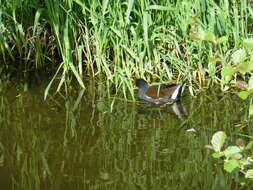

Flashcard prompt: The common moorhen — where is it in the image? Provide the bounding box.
[135,79,185,104]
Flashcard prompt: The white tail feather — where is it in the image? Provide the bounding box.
[171,84,185,100]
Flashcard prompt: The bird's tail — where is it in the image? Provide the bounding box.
[170,84,186,101]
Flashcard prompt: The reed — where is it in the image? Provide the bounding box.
[0,0,252,98]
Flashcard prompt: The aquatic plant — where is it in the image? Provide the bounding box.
[210,131,253,186]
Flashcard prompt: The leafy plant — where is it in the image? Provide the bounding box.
[210,131,253,184]
[191,27,253,115]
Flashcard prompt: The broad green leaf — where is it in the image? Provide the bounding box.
[243,38,253,51]
[237,62,253,73]
[223,146,241,158]
[241,158,252,167]
[245,169,253,179]
[212,152,224,158]
[231,153,242,160]
[216,36,228,44]
[231,48,246,64]
[221,65,236,81]
[237,91,251,100]
[224,160,240,173]
[249,76,253,89]
[211,131,227,152]
[191,29,205,41]
[245,141,253,150]
[204,31,215,42]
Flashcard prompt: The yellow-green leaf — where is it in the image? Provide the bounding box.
[221,65,236,81]
[237,62,253,73]
[211,131,227,152]
[243,38,253,51]
[216,36,228,44]
[231,48,246,64]
[237,91,251,100]
[224,160,240,173]
[223,146,241,158]
[245,169,253,179]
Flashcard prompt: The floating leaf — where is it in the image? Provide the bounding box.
[237,91,251,100]
[223,146,241,158]
[231,48,246,64]
[224,160,240,173]
[211,131,227,152]
[243,38,253,51]
[216,36,228,44]
[245,169,253,179]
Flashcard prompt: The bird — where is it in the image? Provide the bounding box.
[135,79,185,104]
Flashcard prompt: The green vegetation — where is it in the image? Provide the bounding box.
[1,1,253,188]
[0,0,252,98]
[210,131,253,186]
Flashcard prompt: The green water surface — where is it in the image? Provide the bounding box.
[0,78,251,190]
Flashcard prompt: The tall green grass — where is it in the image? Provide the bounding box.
[0,0,252,98]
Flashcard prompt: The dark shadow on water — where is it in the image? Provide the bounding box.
[0,77,252,190]
[137,101,187,120]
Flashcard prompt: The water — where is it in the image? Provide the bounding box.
[0,77,251,190]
